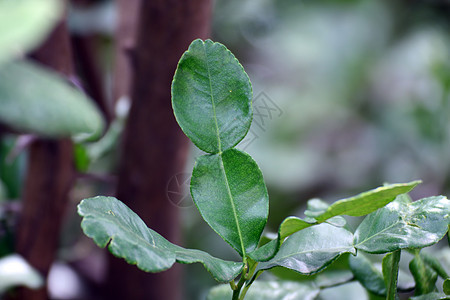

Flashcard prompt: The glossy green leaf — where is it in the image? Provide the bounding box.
[248,216,314,262]
[315,181,420,222]
[250,182,419,262]
[0,60,104,141]
[409,253,437,295]
[420,252,449,279]
[410,292,449,300]
[354,195,450,253]
[444,278,450,295]
[191,148,268,256]
[171,39,252,154]
[349,252,386,296]
[0,0,62,65]
[207,281,320,300]
[256,224,355,275]
[382,250,401,300]
[78,196,243,282]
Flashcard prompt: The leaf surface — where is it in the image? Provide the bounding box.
[171,39,252,154]
[354,196,450,253]
[0,0,62,65]
[78,196,242,282]
[207,281,320,300]
[349,253,386,296]
[257,224,355,275]
[410,292,449,300]
[409,253,437,295]
[0,61,104,140]
[315,181,420,222]
[191,149,268,256]
[249,182,419,262]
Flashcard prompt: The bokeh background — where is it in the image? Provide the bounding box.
[0,0,449,299]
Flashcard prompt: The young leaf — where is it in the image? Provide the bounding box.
[191,148,268,256]
[354,195,450,253]
[78,196,243,282]
[349,253,386,296]
[382,250,401,300]
[171,39,252,154]
[0,60,104,141]
[207,281,320,300]
[256,223,355,275]
[409,253,438,295]
[315,181,420,222]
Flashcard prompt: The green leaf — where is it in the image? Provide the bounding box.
[78,196,243,282]
[250,182,419,262]
[0,0,62,65]
[171,39,252,154]
[382,250,401,300]
[349,252,386,296]
[191,148,268,256]
[354,195,450,253]
[409,253,438,295]
[410,292,449,300]
[74,144,90,172]
[420,252,449,279]
[207,281,320,300]
[0,60,104,141]
[444,278,450,295]
[248,216,314,262]
[315,181,420,222]
[256,224,355,275]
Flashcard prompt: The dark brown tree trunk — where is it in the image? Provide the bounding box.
[112,0,141,105]
[13,17,75,300]
[108,1,212,299]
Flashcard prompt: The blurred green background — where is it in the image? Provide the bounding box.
[0,0,449,299]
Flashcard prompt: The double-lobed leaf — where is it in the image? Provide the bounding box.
[171,39,252,154]
[191,148,268,257]
[249,181,420,262]
[354,195,450,253]
[0,60,104,141]
[256,223,355,275]
[78,196,243,282]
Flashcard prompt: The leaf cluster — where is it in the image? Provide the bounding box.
[78,39,450,299]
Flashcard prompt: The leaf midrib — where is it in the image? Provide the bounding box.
[354,217,403,248]
[202,42,222,153]
[218,154,246,256]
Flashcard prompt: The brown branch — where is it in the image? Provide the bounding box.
[12,15,76,300]
[107,0,212,299]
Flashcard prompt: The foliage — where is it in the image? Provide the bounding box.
[78,39,450,299]
[0,0,104,141]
